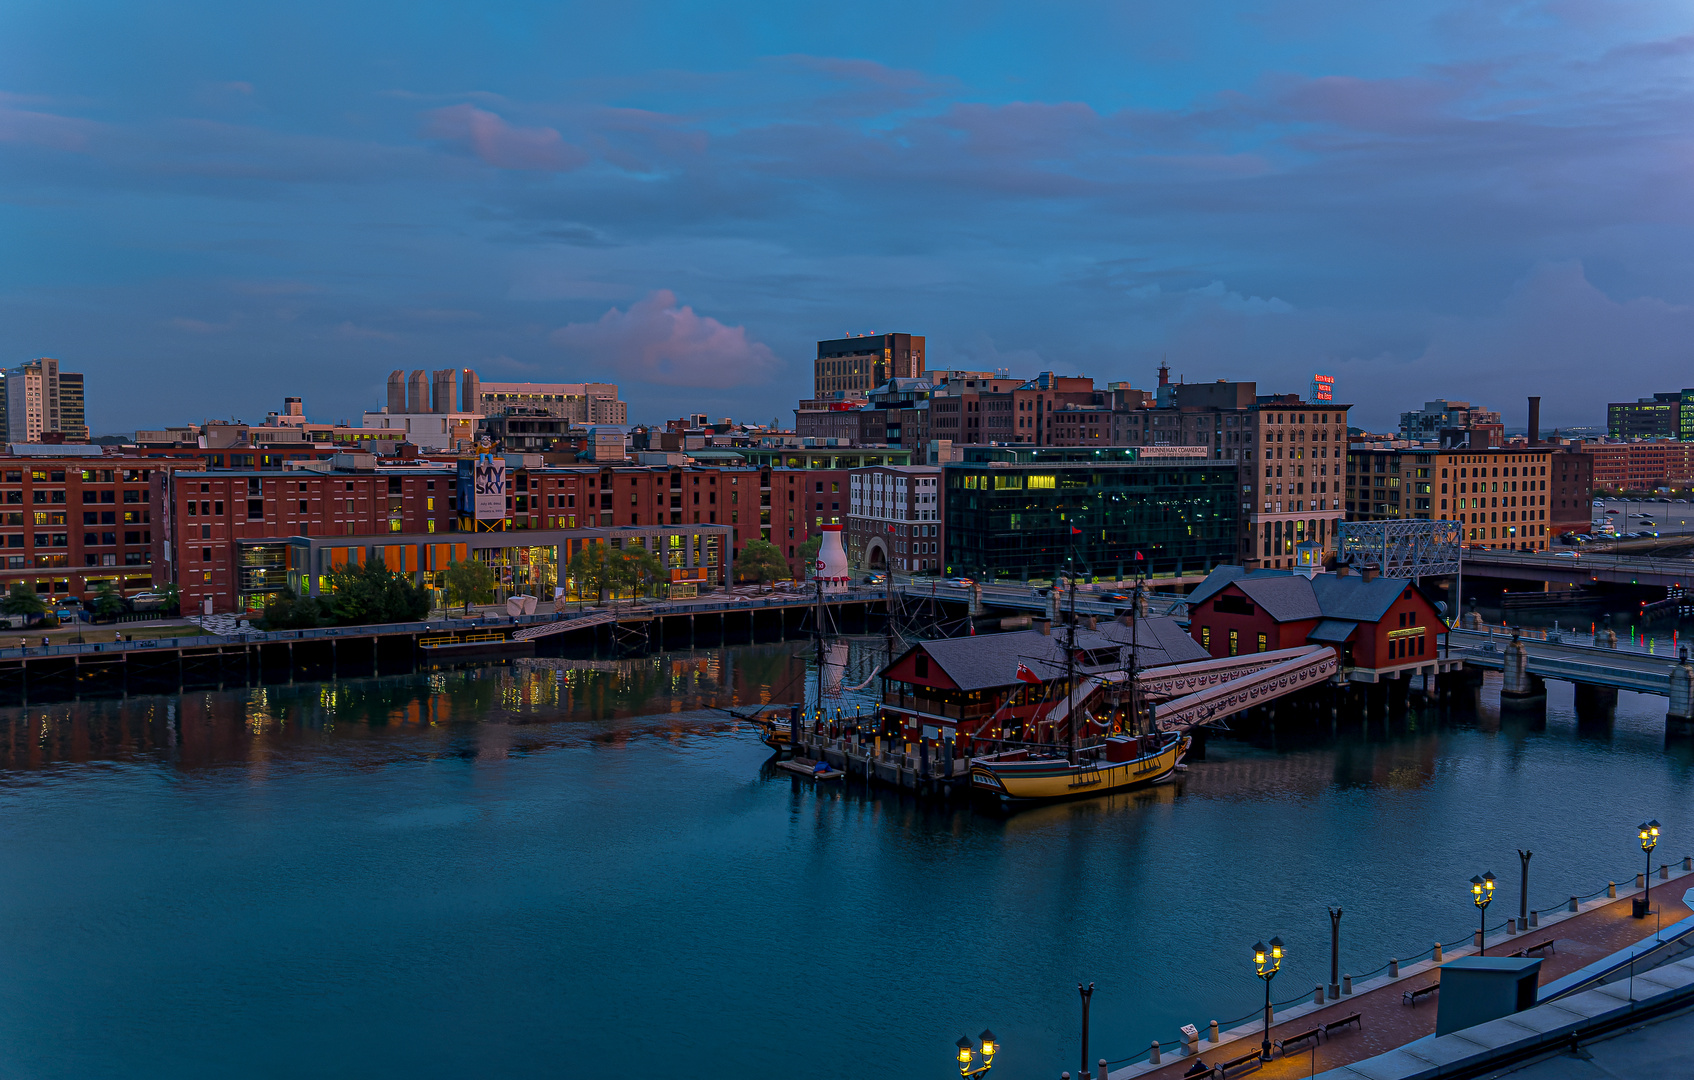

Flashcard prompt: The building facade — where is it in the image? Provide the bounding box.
[1344,444,1588,550]
[813,333,924,398]
[3,358,87,443]
[845,466,943,574]
[942,447,1239,581]
[1577,440,1694,492]
[0,448,170,603]
[1398,400,1502,442]
[1607,391,1694,441]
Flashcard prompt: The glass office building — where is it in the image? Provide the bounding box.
[944,447,1239,581]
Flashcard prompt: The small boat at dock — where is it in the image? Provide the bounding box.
[776,756,844,781]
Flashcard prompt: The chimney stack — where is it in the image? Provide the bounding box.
[1361,562,1379,583]
[1527,396,1541,447]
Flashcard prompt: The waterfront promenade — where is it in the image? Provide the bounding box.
[1106,864,1694,1080]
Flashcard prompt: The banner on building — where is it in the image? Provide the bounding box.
[1310,373,1336,403]
[473,455,506,519]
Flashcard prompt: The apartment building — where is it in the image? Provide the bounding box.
[813,333,924,397]
[0,447,171,603]
[1344,444,1589,550]
[845,466,944,574]
[2,358,88,443]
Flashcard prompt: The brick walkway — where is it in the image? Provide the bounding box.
[1110,867,1693,1080]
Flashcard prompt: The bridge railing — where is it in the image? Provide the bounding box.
[1450,621,1683,660]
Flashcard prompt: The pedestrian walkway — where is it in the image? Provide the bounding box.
[1109,865,1694,1080]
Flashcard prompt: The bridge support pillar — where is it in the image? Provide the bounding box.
[1500,634,1544,700]
[1573,682,1618,721]
[1594,627,1618,649]
[1667,657,1694,737]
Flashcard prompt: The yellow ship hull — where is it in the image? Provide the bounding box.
[969,737,1189,803]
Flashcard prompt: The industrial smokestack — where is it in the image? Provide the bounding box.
[407,370,428,414]
[1527,396,1541,447]
[461,368,481,414]
[386,371,405,414]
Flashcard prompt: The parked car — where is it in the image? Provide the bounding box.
[1553,551,1580,558]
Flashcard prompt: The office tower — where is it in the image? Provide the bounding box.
[814,333,924,398]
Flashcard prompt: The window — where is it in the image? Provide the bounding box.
[1257,633,1268,653]
[1228,629,1239,656]
[1201,626,1211,650]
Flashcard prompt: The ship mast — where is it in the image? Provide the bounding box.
[1066,574,1078,765]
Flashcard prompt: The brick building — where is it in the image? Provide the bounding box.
[1577,440,1694,492]
[1186,564,1450,682]
[1344,444,1590,550]
[159,455,853,611]
[0,447,176,603]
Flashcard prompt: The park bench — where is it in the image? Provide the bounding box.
[1514,939,1557,957]
[1402,983,1439,1006]
[1323,1013,1362,1037]
[1217,1051,1262,1077]
[1273,1027,1321,1056]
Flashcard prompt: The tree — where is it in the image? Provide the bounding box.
[92,581,126,619]
[798,534,822,569]
[1,583,46,621]
[322,559,432,626]
[158,582,181,614]
[260,591,326,630]
[735,537,790,584]
[565,544,611,606]
[568,544,665,605]
[443,558,496,614]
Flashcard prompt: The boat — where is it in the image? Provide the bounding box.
[776,756,844,781]
[969,729,1189,801]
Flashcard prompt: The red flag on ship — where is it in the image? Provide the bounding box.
[1016,663,1042,684]
[1135,551,1144,561]
[1071,526,1082,535]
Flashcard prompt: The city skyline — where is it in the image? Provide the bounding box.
[5,1,1693,433]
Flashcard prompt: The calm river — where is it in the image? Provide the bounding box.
[0,640,1690,1080]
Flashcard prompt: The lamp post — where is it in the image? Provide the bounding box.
[1078,983,1094,1080]
[1327,908,1342,1000]
[1471,872,1496,954]
[1635,820,1660,919]
[954,1029,997,1078]
[1517,850,1532,927]
[1253,937,1284,1062]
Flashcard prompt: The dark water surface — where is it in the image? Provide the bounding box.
[1,641,1691,1080]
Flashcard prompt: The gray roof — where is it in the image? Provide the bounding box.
[903,615,1204,691]
[1189,566,1427,626]
[1307,618,1359,644]
[1308,574,1420,623]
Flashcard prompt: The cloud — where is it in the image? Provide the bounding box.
[425,104,589,171]
[0,103,97,152]
[550,291,780,388]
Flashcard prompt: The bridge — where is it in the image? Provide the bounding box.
[1459,549,1694,588]
[1444,625,1694,731]
[891,580,1189,620]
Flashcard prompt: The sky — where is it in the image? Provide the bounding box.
[2,0,1692,435]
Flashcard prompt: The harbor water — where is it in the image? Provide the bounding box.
[0,639,1691,1080]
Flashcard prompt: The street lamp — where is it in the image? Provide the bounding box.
[1635,820,1660,919]
[955,1029,996,1078]
[1253,936,1284,1061]
[1471,872,1496,954]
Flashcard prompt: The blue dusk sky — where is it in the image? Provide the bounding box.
[2,0,1692,434]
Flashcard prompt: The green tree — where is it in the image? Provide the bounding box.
[443,558,496,614]
[1,583,46,621]
[158,582,181,614]
[609,545,664,600]
[565,544,611,605]
[322,559,432,626]
[260,591,327,630]
[798,534,822,568]
[735,538,790,584]
[92,581,126,619]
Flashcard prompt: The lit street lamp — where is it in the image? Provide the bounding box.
[955,1029,997,1078]
[1471,872,1496,954]
[1635,820,1660,919]
[1253,937,1284,1061]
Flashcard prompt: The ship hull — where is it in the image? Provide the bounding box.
[968,738,1188,803]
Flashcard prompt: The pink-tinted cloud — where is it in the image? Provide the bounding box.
[425,104,589,171]
[0,104,97,152]
[550,291,779,388]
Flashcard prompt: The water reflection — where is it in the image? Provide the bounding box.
[0,640,1691,1080]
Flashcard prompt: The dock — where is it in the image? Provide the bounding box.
[1102,861,1694,1080]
